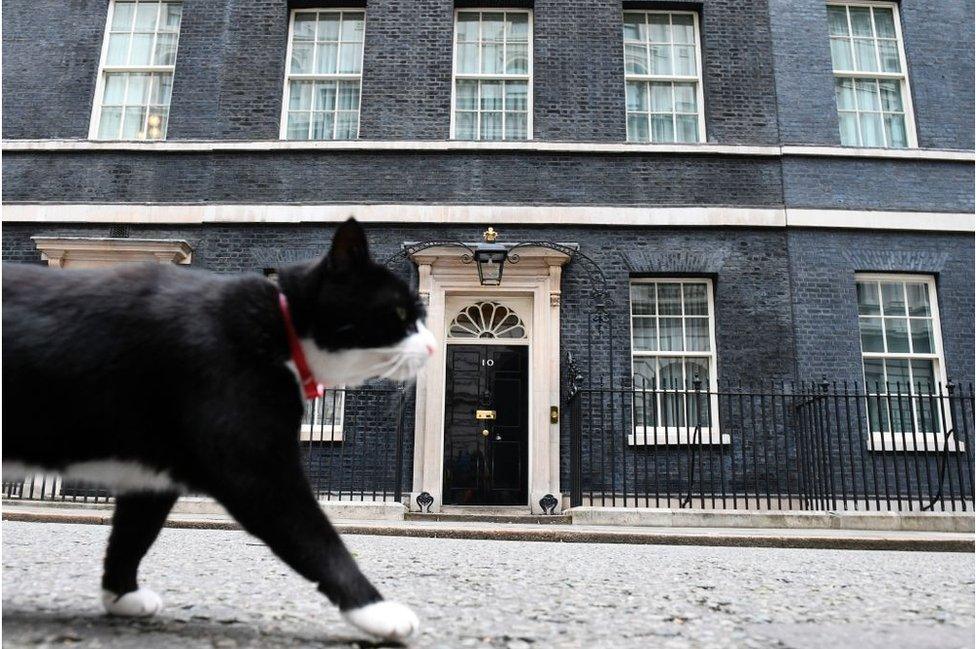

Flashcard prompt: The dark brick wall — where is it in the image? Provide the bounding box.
[1,151,785,206]
[1,0,107,139]
[787,229,975,384]
[782,157,974,213]
[899,1,976,150]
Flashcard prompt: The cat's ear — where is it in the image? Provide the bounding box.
[328,217,371,271]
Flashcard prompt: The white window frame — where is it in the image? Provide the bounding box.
[89,0,183,140]
[622,10,706,144]
[279,8,366,141]
[629,278,726,445]
[299,388,346,442]
[827,1,918,148]
[449,8,534,141]
[855,273,961,452]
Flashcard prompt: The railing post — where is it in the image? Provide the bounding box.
[569,392,582,507]
[393,387,406,503]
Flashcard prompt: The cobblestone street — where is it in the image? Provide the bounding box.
[2,521,973,649]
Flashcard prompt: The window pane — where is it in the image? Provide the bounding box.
[335,111,358,139]
[659,317,683,351]
[291,42,313,73]
[456,12,479,42]
[649,83,672,111]
[479,12,502,40]
[855,79,880,110]
[341,13,364,41]
[658,358,683,390]
[648,13,669,42]
[134,2,159,31]
[314,81,337,111]
[849,7,873,36]
[150,73,173,105]
[859,317,884,352]
[457,43,479,74]
[480,81,502,110]
[886,358,910,392]
[873,8,897,38]
[672,14,694,44]
[835,78,856,110]
[504,112,527,140]
[627,115,649,142]
[310,112,333,139]
[878,80,903,111]
[125,73,150,104]
[112,2,135,30]
[98,107,123,139]
[286,111,310,139]
[906,283,930,316]
[107,34,130,65]
[481,42,503,74]
[505,81,527,111]
[337,42,362,73]
[864,358,886,392]
[633,358,657,388]
[657,283,681,314]
[685,357,710,388]
[103,73,127,104]
[632,317,657,351]
[859,112,884,147]
[885,317,910,353]
[147,109,167,140]
[631,285,655,314]
[830,38,853,70]
[506,42,529,74]
[838,112,858,145]
[129,33,153,65]
[881,282,906,315]
[289,80,313,110]
[336,81,359,110]
[623,13,643,41]
[910,360,936,393]
[624,44,648,75]
[153,33,178,65]
[685,318,709,352]
[673,46,695,75]
[856,281,881,315]
[853,39,878,72]
[878,40,900,72]
[293,13,316,40]
[884,115,907,148]
[507,13,529,41]
[318,13,340,41]
[827,6,849,36]
[683,283,708,315]
[909,319,933,354]
[675,115,698,143]
[626,81,648,112]
[314,43,337,74]
[122,106,146,139]
[481,112,502,140]
[457,80,478,110]
[455,111,477,139]
[649,45,671,75]
[673,83,696,112]
[650,115,674,142]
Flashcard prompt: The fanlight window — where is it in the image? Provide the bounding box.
[449,301,526,339]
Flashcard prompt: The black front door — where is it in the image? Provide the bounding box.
[443,344,529,506]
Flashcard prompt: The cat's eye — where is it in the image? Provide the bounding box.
[396,307,408,322]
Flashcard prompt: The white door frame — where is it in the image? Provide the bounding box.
[408,246,572,513]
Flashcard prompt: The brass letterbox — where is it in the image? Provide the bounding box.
[475,409,496,420]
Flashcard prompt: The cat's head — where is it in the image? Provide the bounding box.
[282,218,436,386]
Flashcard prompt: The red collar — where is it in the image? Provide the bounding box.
[278,293,323,400]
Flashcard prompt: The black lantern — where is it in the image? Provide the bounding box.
[473,227,508,286]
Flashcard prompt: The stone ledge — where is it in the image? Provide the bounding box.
[568,507,975,533]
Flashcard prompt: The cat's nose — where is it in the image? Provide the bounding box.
[425,343,435,356]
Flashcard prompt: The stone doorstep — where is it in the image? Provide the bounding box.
[568,507,976,534]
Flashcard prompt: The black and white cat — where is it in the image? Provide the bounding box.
[2,218,436,642]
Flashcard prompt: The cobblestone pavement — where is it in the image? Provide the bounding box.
[2,522,973,649]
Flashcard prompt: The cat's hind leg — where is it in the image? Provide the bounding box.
[102,491,178,617]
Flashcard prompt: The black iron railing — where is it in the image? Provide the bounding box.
[569,379,975,512]
[2,386,410,504]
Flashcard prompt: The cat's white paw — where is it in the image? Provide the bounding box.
[102,588,163,617]
[342,600,419,642]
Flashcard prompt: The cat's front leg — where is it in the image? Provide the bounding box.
[102,491,178,617]
[208,464,419,643]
